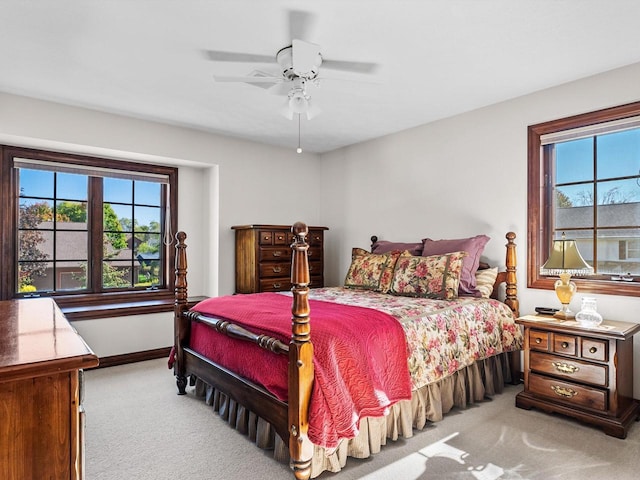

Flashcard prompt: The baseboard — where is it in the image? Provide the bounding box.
[94,346,172,369]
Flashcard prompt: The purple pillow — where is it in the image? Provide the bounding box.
[372,240,423,256]
[421,235,490,296]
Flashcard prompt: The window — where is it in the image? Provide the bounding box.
[1,146,178,313]
[528,101,640,297]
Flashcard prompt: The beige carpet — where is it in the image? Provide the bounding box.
[84,359,640,479]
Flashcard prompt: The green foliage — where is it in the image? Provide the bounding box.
[56,201,86,222]
[102,261,130,288]
[18,201,51,289]
[104,204,127,250]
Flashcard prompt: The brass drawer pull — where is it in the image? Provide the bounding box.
[272,251,282,257]
[272,267,282,273]
[551,385,578,398]
[552,362,579,374]
[561,341,569,349]
[272,283,281,289]
[590,346,597,354]
[535,338,542,344]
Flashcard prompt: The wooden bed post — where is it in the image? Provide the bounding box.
[288,222,314,480]
[504,232,519,318]
[504,231,521,384]
[174,231,189,395]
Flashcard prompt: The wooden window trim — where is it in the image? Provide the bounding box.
[1,145,179,313]
[528,101,640,297]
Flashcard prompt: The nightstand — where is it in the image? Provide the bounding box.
[515,314,640,438]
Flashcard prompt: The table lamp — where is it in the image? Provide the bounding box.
[540,233,594,319]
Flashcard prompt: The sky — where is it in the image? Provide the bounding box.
[19,169,162,229]
[555,128,640,206]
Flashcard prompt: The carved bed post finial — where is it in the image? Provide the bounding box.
[288,222,313,480]
[174,231,189,394]
[504,232,519,318]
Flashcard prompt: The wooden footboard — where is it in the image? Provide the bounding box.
[173,223,314,480]
[173,225,520,480]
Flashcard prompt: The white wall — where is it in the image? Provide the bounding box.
[0,93,322,357]
[320,61,640,396]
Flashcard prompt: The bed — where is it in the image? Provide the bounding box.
[171,222,522,479]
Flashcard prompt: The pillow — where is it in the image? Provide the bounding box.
[389,251,466,300]
[421,235,490,296]
[475,267,498,298]
[372,240,423,256]
[344,248,402,293]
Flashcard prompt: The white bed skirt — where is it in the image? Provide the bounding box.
[194,353,514,478]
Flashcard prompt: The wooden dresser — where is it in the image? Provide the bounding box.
[515,314,640,438]
[232,224,328,293]
[0,298,99,480]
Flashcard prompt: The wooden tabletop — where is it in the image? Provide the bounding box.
[0,298,99,383]
[517,313,640,341]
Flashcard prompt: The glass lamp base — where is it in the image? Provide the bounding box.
[554,305,575,319]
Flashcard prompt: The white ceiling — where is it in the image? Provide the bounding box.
[2,1,640,154]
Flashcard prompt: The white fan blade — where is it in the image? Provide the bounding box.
[213,75,282,83]
[292,39,321,75]
[204,50,274,64]
[321,58,379,74]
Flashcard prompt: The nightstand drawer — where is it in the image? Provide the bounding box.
[582,338,608,362]
[530,351,608,387]
[529,373,607,412]
[553,333,577,356]
[529,330,550,351]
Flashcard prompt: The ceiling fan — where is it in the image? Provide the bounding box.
[204,10,379,120]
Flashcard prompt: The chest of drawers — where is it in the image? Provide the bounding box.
[0,298,99,479]
[232,224,328,293]
[515,314,640,438]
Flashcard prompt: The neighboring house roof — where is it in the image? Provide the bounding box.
[35,221,135,262]
[556,202,640,239]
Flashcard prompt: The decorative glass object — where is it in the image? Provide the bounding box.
[575,297,603,327]
[540,233,594,319]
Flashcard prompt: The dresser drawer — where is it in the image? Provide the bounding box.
[529,373,607,412]
[259,246,291,262]
[259,262,291,278]
[308,231,324,245]
[307,261,322,276]
[259,278,292,292]
[306,247,322,260]
[530,351,608,387]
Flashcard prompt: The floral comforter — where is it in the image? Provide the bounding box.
[307,287,523,390]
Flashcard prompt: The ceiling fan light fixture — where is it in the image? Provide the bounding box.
[288,90,309,114]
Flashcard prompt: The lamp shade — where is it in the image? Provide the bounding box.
[540,235,594,276]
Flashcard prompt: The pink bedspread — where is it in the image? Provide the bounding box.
[190,292,412,449]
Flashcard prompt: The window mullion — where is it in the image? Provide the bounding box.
[89,177,104,292]
[592,137,598,271]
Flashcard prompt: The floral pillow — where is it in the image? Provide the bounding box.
[389,251,466,300]
[344,248,402,293]
[421,235,490,296]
